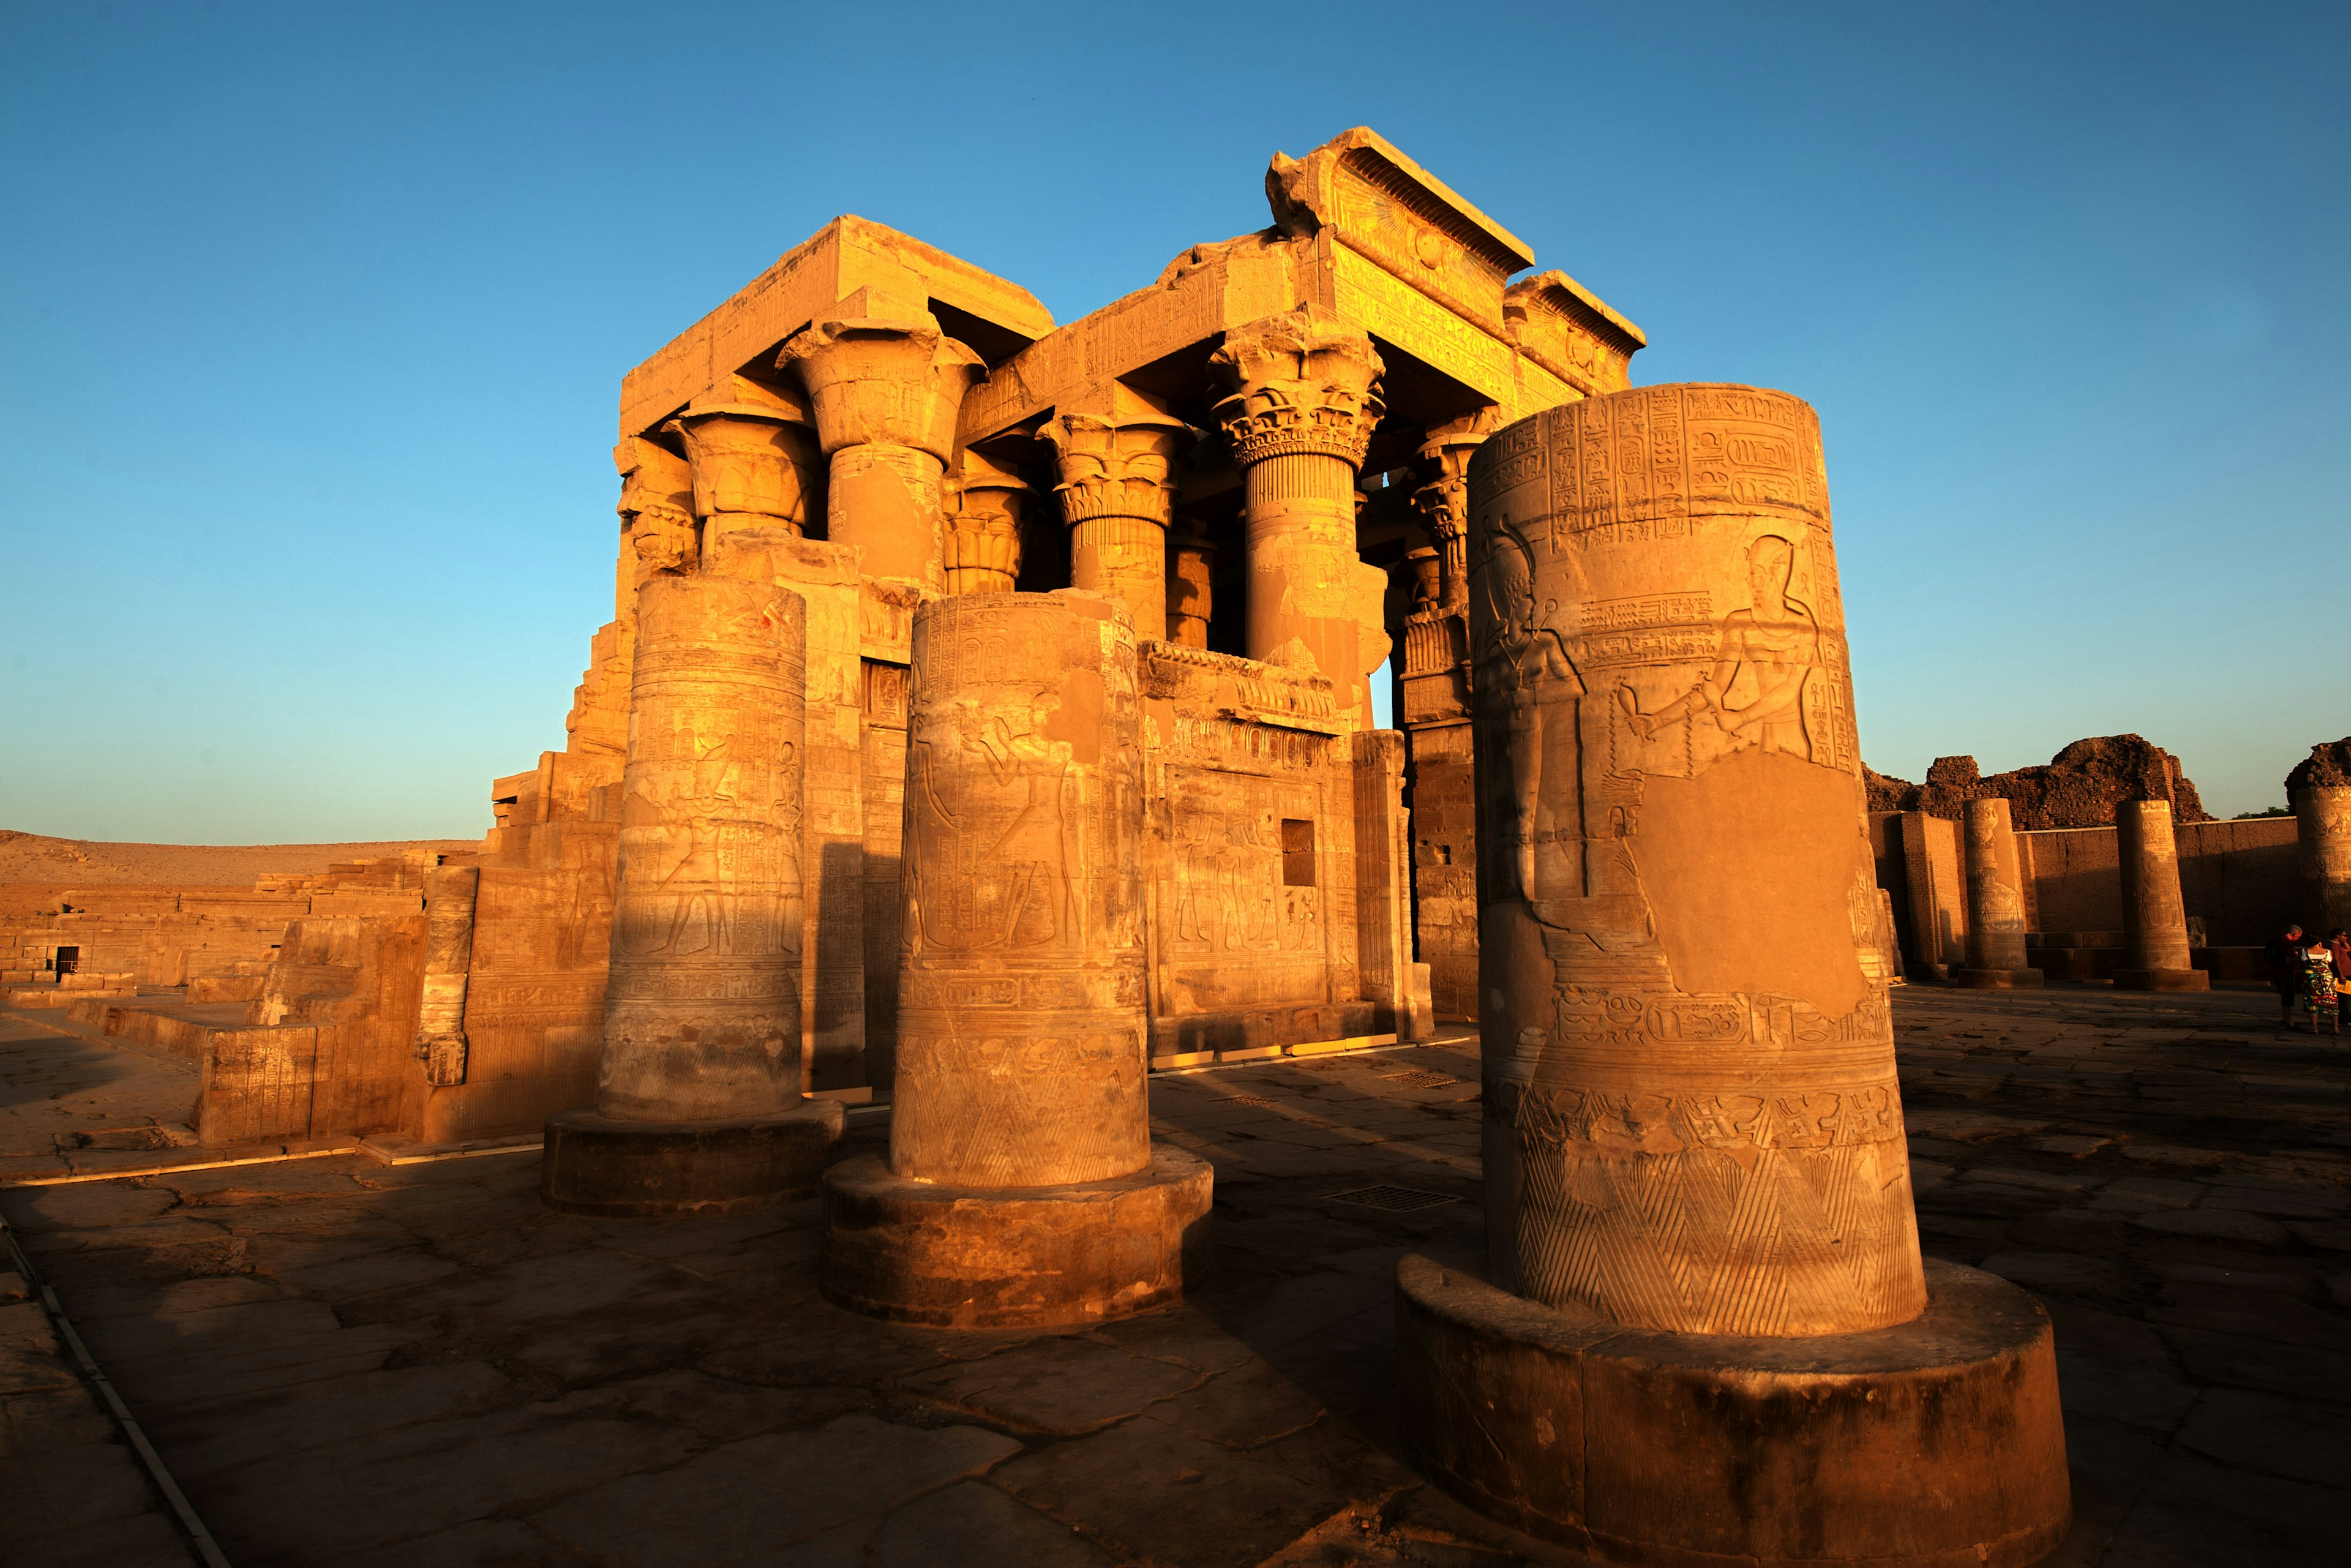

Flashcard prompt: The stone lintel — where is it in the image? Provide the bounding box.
[1139,642,1344,736]
[620,215,1051,445]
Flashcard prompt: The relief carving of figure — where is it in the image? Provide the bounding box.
[1474,522,1580,899]
[626,731,790,959]
[1619,533,1820,764]
[907,693,1078,954]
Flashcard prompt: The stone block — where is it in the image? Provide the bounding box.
[541,1101,845,1218]
[1395,1251,2070,1567]
[820,1148,1212,1330]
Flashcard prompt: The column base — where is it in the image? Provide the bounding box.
[2113,967,2211,992]
[541,1101,845,1217]
[821,1146,1213,1329]
[1956,967,2044,988]
[1395,1250,2071,1568]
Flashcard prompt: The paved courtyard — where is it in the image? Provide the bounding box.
[2,984,2345,1566]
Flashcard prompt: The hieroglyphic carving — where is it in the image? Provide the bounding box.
[598,574,806,1122]
[891,591,1149,1187]
[1466,383,1922,1340]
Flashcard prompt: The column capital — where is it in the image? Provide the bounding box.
[1041,410,1193,527]
[942,449,1029,595]
[778,312,986,464]
[664,377,820,536]
[1209,306,1385,469]
[615,435,697,576]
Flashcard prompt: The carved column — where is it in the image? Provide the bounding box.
[667,379,820,558]
[542,572,842,1215]
[942,449,1028,596]
[822,590,1212,1328]
[1412,411,1494,613]
[2115,798,2208,991]
[1043,410,1191,640]
[1397,384,2067,1568]
[781,312,984,592]
[1167,523,1217,648]
[1210,307,1387,728]
[412,865,478,1089]
[1959,798,2042,987]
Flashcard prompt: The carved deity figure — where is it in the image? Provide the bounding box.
[1474,525,1580,899]
[1620,533,1818,762]
[908,694,1076,953]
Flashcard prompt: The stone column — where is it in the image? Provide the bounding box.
[1210,307,1388,729]
[1395,384,2068,1567]
[542,572,842,1215]
[1043,410,1191,640]
[942,448,1029,596]
[1411,410,1494,614]
[2115,798,2209,991]
[1166,524,1216,648]
[1958,798,2043,988]
[780,310,984,592]
[667,380,820,557]
[411,865,478,1089]
[2289,739,2351,934]
[822,590,1211,1328]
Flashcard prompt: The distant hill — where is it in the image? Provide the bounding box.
[0,830,480,888]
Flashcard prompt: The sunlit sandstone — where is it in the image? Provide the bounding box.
[1393,386,2070,1567]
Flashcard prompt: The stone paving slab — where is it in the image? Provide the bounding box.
[0,990,2342,1564]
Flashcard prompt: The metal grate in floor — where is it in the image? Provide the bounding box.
[1223,1095,1277,1108]
[1379,1070,1460,1089]
[1328,1184,1458,1214]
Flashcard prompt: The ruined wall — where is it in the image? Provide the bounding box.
[2019,817,2300,948]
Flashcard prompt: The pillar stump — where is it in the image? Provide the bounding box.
[543,573,841,1216]
[1958,797,2044,988]
[2289,741,2351,935]
[1395,386,2069,1567]
[2115,798,2208,991]
[821,591,1210,1327]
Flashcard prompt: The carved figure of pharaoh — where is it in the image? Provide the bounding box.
[1466,383,1921,1338]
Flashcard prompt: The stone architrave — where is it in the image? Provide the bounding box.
[2115,798,2210,991]
[1210,307,1390,729]
[1043,407,1192,640]
[1166,524,1216,648]
[823,590,1212,1328]
[1959,798,2044,988]
[942,449,1029,596]
[412,865,478,1089]
[779,306,985,592]
[542,572,841,1215]
[1393,385,2069,1568]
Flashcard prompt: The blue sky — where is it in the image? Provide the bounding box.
[2,1,2344,841]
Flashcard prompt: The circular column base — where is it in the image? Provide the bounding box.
[821,1146,1213,1329]
[1395,1251,2071,1568]
[1957,966,2044,989]
[2113,967,2211,992]
[541,1101,846,1217]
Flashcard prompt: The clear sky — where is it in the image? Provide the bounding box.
[2,1,2344,842]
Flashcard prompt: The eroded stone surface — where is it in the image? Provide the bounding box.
[3,990,2349,1564]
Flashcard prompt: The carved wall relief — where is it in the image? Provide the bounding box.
[1466,383,1923,1338]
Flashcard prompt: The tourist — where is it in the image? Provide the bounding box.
[2299,936,2339,1035]
[2265,924,2305,1026]
[2331,928,2351,1028]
